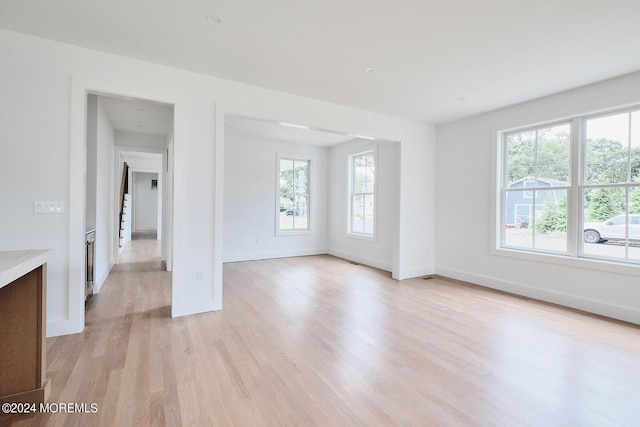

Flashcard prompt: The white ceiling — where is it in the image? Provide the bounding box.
[2,1,640,125]
[98,95,173,136]
[225,114,358,146]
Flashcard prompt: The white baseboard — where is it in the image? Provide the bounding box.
[395,265,435,280]
[94,264,111,294]
[436,266,640,325]
[47,318,82,337]
[327,248,392,272]
[223,248,327,263]
[171,298,221,318]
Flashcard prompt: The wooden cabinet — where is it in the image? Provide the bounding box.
[0,250,52,413]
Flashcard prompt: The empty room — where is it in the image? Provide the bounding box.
[1,1,639,426]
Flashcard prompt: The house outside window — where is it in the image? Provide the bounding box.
[498,106,640,265]
[349,150,376,237]
[277,156,310,233]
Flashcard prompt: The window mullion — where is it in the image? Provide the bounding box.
[568,117,581,257]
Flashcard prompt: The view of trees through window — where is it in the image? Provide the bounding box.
[502,108,640,262]
[279,158,309,231]
[504,124,570,251]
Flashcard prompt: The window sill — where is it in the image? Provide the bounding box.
[491,246,640,277]
[276,229,313,237]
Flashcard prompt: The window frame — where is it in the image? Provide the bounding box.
[347,149,377,240]
[493,105,640,275]
[275,153,312,236]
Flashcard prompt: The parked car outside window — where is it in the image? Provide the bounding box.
[583,214,640,243]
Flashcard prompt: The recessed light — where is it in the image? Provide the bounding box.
[348,133,376,141]
[363,67,376,73]
[279,122,310,130]
[206,15,222,25]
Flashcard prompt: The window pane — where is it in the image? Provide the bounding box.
[585,113,630,184]
[294,160,308,193]
[504,191,534,248]
[533,189,567,252]
[364,154,375,193]
[353,155,367,193]
[278,158,310,231]
[280,159,294,202]
[364,194,375,235]
[506,125,569,187]
[352,194,365,233]
[582,188,627,260]
[506,131,535,186]
[536,124,570,183]
[292,194,309,230]
[630,187,640,261]
[632,111,640,183]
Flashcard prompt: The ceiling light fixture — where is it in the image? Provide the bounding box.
[363,67,376,73]
[349,133,376,141]
[279,121,310,130]
[206,15,223,25]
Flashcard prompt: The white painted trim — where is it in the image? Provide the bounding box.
[328,248,392,273]
[436,266,640,325]
[395,266,435,280]
[224,248,328,263]
[171,297,219,318]
[69,76,183,335]
[490,246,640,276]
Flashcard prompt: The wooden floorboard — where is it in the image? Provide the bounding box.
[6,241,640,426]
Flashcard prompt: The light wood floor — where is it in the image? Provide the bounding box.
[9,240,640,426]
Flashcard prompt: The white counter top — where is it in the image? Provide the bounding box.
[0,249,53,290]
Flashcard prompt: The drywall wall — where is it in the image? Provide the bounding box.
[0,28,435,336]
[223,133,328,261]
[115,131,167,150]
[436,71,640,325]
[86,95,98,231]
[328,139,399,271]
[133,172,159,232]
[94,98,115,292]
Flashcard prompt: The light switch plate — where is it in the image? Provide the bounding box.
[34,201,64,214]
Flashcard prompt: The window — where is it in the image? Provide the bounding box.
[498,106,640,265]
[278,157,310,232]
[349,151,376,237]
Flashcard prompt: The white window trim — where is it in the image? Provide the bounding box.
[275,152,313,237]
[347,148,377,241]
[491,106,640,276]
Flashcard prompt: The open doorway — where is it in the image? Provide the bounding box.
[84,92,174,311]
[222,113,400,275]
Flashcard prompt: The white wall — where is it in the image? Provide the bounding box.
[94,98,115,291]
[85,95,98,231]
[115,131,167,150]
[436,71,640,325]
[0,28,435,336]
[328,139,399,271]
[223,134,328,261]
[133,172,159,232]
[84,95,114,293]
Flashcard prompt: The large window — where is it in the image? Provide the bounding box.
[349,151,376,237]
[499,106,640,265]
[278,157,310,232]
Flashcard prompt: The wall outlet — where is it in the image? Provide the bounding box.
[34,201,64,214]
[196,270,204,280]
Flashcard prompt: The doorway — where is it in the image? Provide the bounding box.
[83,91,174,323]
